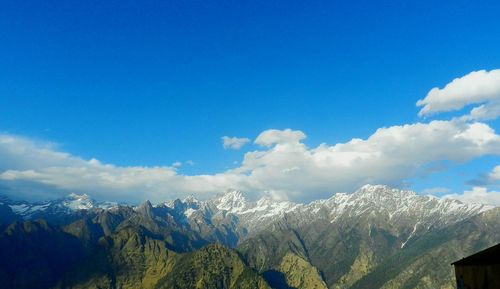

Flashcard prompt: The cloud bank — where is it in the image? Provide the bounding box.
[1,69,499,205]
[1,119,499,203]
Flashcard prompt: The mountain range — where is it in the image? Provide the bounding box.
[0,184,498,289]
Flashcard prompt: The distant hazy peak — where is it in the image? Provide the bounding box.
[182,195,200,204]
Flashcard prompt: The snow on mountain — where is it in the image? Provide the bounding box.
[160,185,493,235]
[8,203,50,216]
[62,193,95,210]
[213,190,299,216]
[214,190,248,213]
[1,185,493,236]
[1,193,116,219]
[209,190,300,230]
[184,208,197,218]
[51,193,117,212]
[321,184,491,226]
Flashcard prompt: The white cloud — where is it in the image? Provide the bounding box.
[489,165,500,184]
[444,187,500,206]
[463,101,500,121]
[254,129,306,146]
[222,136,250,150]
[417,69,500,120]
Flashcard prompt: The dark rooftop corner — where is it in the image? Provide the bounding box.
[452,243,500,266]
[452,243,500,289]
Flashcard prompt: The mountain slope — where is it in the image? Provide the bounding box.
[1,185,490,247]
[237,185,496,289]
[155,244,271,289]
[56,225,180,289]
[57,226,270,289]
[0,220,87,289]
[0,185,497,289]
[350,207,500,289]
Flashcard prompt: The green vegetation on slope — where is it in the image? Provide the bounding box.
[56,224,271,289]
[156,243,271,289]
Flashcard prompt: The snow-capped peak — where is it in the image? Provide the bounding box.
[59,193,95,210]
[215,190,247,213]
[359,184,388,191]
[2,193,115,219]
[356,184,415,197]
[320,185,492,229]
[182,195,199,204]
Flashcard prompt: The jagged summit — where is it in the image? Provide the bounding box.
[215,190,247,213]
[136,199,153,210]
[320,184,490,228]
[359,183,390,191]
[218,189,245,199]
[182,195,199,204]
[135,199,155,219]
[59,192,95,210]
[355,184,416,197]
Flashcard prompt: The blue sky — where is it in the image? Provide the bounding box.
[0,0,500,204]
